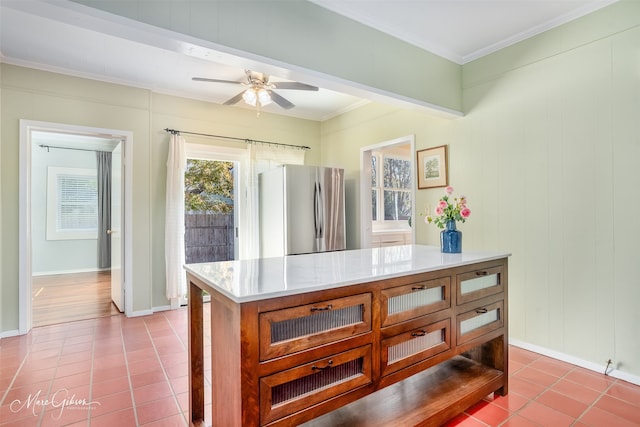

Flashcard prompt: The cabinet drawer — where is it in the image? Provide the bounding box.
[259,345,372,424]
[381,318,450,376]
[456,265,504,305]
[381,277,450,327]
[457,301,504,345]
[259,293,372,361]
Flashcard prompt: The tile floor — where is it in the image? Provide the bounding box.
[1,309,639,427]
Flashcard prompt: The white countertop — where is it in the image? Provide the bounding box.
[184,245,510,303]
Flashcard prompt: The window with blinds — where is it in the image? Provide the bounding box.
[46,167,98,240]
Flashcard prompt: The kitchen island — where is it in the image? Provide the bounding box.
[185,245,510,427]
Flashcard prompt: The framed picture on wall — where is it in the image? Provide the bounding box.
[416,145,448,189]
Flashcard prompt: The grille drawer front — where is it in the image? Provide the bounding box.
[259,293,372,360]
[457,300,504,345]
[271,305,362,343]
[456,265,504,305]
[381,318,451,376]
[260,345,372,424]
[381,278,450,326]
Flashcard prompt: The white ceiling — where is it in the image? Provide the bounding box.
[311,0,617,64]
[0,0,617,121]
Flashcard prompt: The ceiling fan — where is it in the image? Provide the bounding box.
[192,70,318,115]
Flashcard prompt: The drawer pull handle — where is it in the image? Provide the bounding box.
[411,330,427,337]
[476,271,488,276]
[411,285,427,291]
[312,360,333,371]
[476,308,488,314]
[310,304,333,312]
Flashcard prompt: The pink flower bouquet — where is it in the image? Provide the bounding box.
[426,186,471,229]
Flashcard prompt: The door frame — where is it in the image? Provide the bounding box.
[18,120,133,334]
[359,135,416,249]
[185,142,243,261]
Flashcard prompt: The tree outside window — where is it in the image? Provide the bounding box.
[371,154,412,225]
[184,159,234,212]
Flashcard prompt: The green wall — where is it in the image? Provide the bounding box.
[31,146,99,274]
[0,64,321,330]
[460,0,640,379]
[321,1,640,378]
[70,0,461,114]
[320,103,455,249]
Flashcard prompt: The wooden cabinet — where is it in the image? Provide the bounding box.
[187,254,508,427]
[455,262,506,348]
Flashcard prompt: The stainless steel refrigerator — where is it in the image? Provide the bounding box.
[259,165,346,257]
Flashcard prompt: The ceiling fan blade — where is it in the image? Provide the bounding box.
[270,91,295,109]
[192,77,244,85]
[223,91,245,106]
[272,82,319,91]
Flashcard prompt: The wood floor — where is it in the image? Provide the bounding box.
[32,270,121,327]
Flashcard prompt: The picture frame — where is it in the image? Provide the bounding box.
[416,145,448,189]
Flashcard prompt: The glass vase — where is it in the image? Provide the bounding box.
[440,220,462,253]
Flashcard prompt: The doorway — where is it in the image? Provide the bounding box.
[360,135,416,249]
[184,142,241,262]
[184,158,237,264]
[19,120,133,333]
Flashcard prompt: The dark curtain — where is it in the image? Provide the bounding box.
[97,151,112,268]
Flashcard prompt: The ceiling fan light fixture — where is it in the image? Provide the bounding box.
[257,88,272,106]
[193,69,315,116]
[242,88,257,106]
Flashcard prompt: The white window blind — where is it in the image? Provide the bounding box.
[56,174,98,231]
[47,167,98,240]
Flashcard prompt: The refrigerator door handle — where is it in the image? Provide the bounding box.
[317,182,323,238]
[314,182,320,238]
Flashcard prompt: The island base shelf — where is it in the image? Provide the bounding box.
[297,355,505,427]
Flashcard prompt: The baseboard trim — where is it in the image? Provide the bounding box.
[510,339,640,386]
[129,309,154,317]
[152,305,171,313]
[0,329,21,338]
[33,267,110,276]
[128,305,187,317]
[156,297,202,312]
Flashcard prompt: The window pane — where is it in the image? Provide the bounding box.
[57,174,98,232]
[384,190,411,220]
[383,158,411,189]
[371,156,377,187]
[372,190,377,221]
